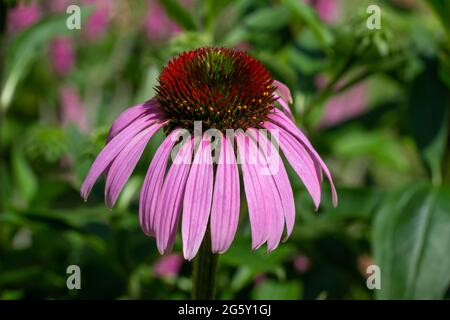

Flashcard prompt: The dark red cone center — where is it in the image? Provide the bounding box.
[155,47,275,131]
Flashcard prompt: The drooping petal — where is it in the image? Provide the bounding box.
[236,133,266,249]
[236,132,284,251]
[182,134,214,260]
[81,115,156,200]
[264,121,322,209]
[248,130,285,251]
[156,136,194,254]
[273,80,294,119]
[210,133,240,254]
[104,122,165,208]
[107,99,162,142]
[254,129,295,239]
[268,109,338,206]
[274,95,294,120]
[273,80,293,103]
[139,129,183,237]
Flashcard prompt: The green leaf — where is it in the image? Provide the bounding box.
[159,0,197,31]
[221,239,296,274]
[251,279,302,300]
[332,128,410,171]
[425,0,450,39]
[244,6,291,31]
[408,58,450,184]
[280,0,334,48]
[11,146,38,206]
[135,66,159,104]
[1,8,92,111]
[373,184,450,299]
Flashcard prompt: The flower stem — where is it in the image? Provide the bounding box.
[192,228,218,300]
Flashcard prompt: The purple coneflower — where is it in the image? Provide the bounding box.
[153,254,184,278]
[81,47,337,261]
[293,254,311,274]
[316,75,367,128]
[59,85,88,132]
[50,37,75,76]
[144,0,181,41]
[83,0,112,41]
[7,0,42,33]
[304,0,339,25]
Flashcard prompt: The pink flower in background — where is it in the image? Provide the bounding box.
[293,254,311,274]
[253,273,268,286]
[357,254,374,279]
[316,75,368,128]
[59,85,89,132]
[234,41,252,52]
[49,0,72,13]
[81,48,337,260]
[153,254,184,278]
[145,0,181,41]
[304,0,339,24]
[50,37,75,76]
[83,0,113,40]
[7,1,42,33]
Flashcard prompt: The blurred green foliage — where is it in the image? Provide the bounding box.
[0,0,449,300]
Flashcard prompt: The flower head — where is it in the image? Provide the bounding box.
[83,0,113,41]
[145,0,181,41]
[7,1,42,33]
[81,47,337,260]
[153,254,184,278]
[305,0,339,24]
[59,85,88,132]
[156,48,276,131]
[316,75,367,127]
[50,37,75,76]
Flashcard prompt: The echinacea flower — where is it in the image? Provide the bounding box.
[7,0,42,33]
[144,0,182,41]
[316,75,367,128]
[81,47,337,260]
[304,0,339,25]
[50,37,75,76]
[293,254,311,274]
[58,85,88,132]
[83,0,113,41]
[153,254,184,278]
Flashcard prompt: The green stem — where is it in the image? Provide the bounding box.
[192,229,218,300]
[303,49,356,119]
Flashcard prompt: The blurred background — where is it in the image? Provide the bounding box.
[0,0,449,300]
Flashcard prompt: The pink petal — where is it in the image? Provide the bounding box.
[274,95,294,120]
[156,136,194,254]
[107,99,161,142]
[236,132,284,251]
[273,80,294,119]
[254,129,295,240]
[139,129,182,237]
[273,80,293,103]
[264,122,322,209]
[268,110,338,206]
[182,134,214,260]
[210,133,240,254]
[104,122,164,208]
[81,114,156,200]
